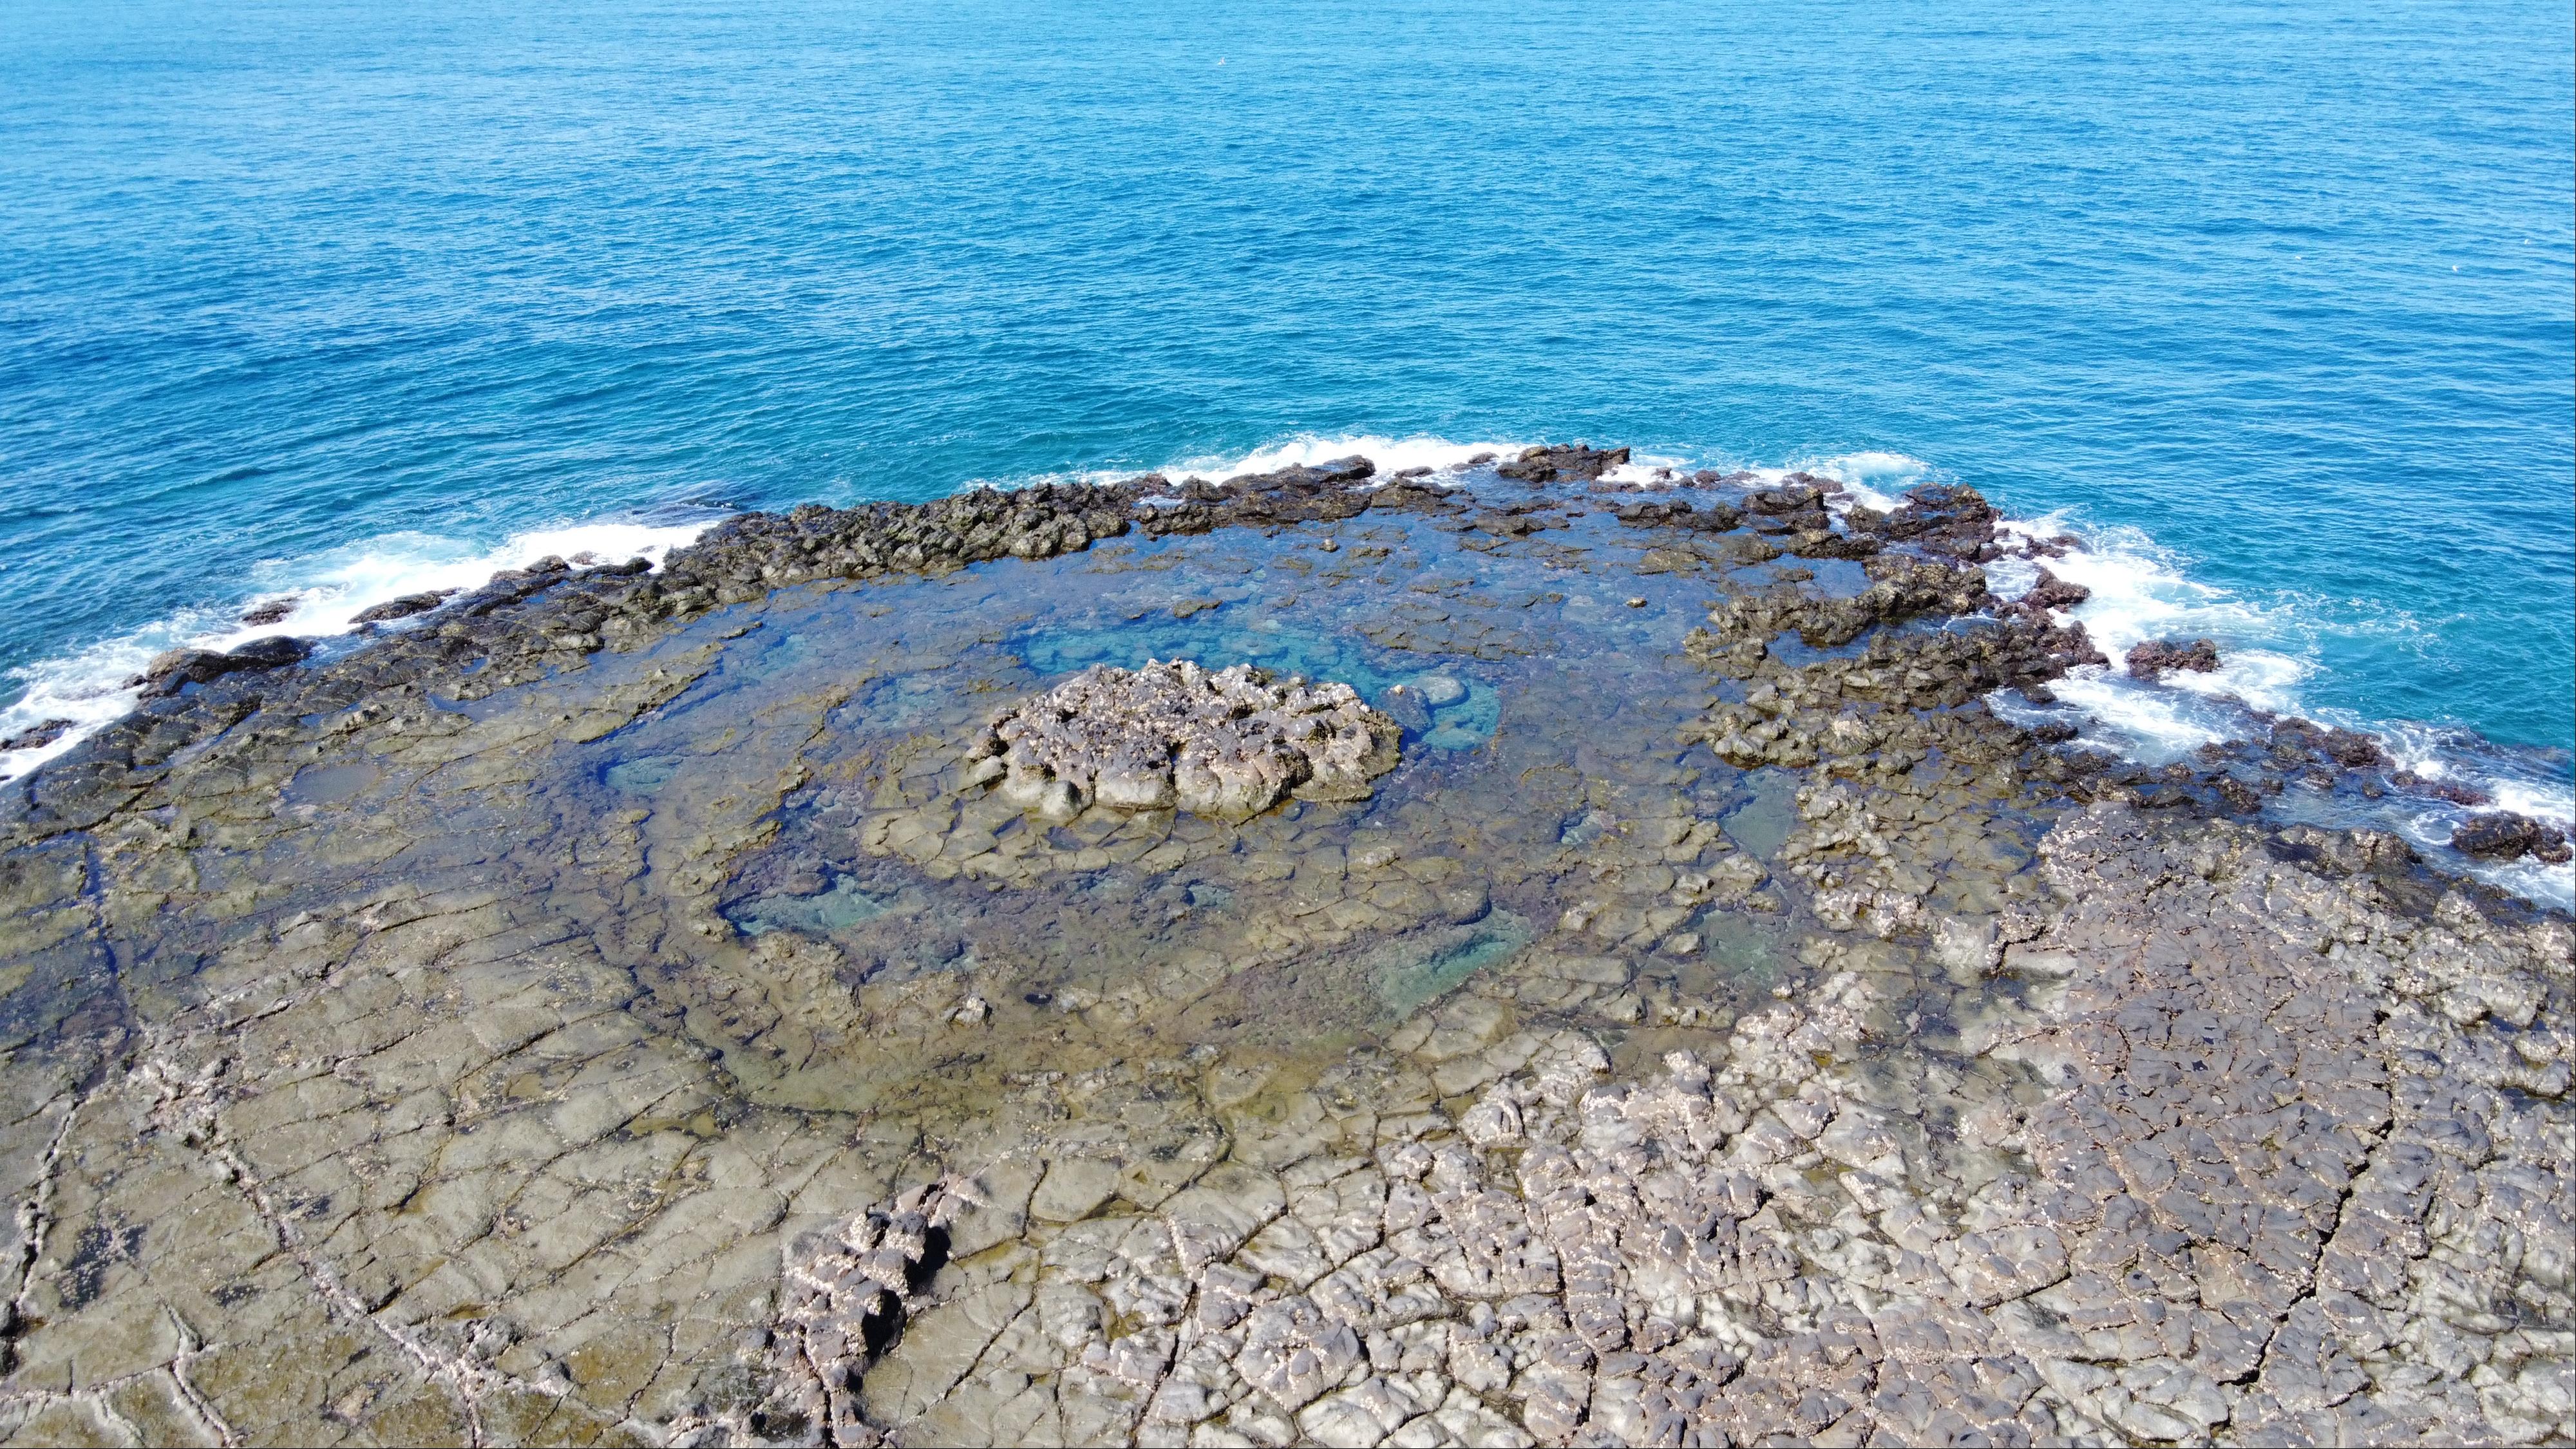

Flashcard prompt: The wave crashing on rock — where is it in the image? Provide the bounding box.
[965,659,1403,823]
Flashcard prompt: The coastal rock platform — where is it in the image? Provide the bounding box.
[0,455,2564,1446]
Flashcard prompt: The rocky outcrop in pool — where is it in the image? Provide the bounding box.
[967,660,1401,823]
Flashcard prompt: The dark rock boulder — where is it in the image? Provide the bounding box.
[2394,770,2490,807]
[1788,529,1882,560]
[1222,456,1374,492]
[1744,484,1825,516]
[2022,569,2090,612]
[1880,484,2000,559]
[1497,444,1629,483]
[0,719,75,752]
[352,590,460,624]
[138,636,314,696]
[2271,717,2388,769]
[238,598,296,626]
[2451,812,2574,864]
[2126,638,2221,679]
[1698,556,1997,654]
[1613,498,1743,533]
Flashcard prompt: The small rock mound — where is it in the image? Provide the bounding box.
[0,718,75,752]
[2452,811,2574,864]
[2020,567,2090,612]
[2125,636,2221,679]
[965,660,1402,823]
[135,636,313,696]
[1496,442,1630,482]
[351,588,459,624]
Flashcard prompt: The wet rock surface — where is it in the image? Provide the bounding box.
[0,455,2564,1446]
[1495,446,1631,485]
[0,720,73,753]
[2454,812,2575,866]
[2125,639,2222,681]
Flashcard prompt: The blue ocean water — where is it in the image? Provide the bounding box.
[3,4,2570,788]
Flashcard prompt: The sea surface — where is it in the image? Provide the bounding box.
[4,0,2571,867]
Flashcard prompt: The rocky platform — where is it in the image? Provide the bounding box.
[966,662,1401,823]
[0,454,2564,1447]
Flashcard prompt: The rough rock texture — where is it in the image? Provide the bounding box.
[0,456,2564,1448]
[1496,446,1631,484]
[965,662,1402,822]
[2126,639,2222,680]
[137,636,314,696]
[0,720,72,753]
[2270,717,2390,770]
[734,804,2570,1448]
[2454,812,2575,865]
[351,588,459,624]
[2021,569,2092,612]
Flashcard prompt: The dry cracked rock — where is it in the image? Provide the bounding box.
[964,660,1402,823]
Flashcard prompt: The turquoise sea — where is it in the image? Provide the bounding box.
[3,1,2571,828]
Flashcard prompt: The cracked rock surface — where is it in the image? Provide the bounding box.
[717,802,2569,1448]
[0,459,2563,1446]
[967,662,1401,822]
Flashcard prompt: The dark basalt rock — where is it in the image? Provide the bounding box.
[1745,485,1824,515]
[1880,483,2001,560]
[2394,770,2490,807]
[1787,528,1882,560]
[2021,568,2090,612]
[2126,637,2221,679]
[14,472,1484,831]
[1495,443,1629,483]
[138,636,314,696]
[0,719,75,752]
[1697,555,1998,653]
[352,589,460,624]
[2453,811,2574,864]
[2272,715,2389,768]
[238,598,296,626]
[1613,498,1743,533]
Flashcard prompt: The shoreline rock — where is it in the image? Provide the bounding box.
[2455,810,2575,865]
[2125,636,2222,679]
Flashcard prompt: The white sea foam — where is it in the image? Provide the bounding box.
[9,435,2567,911]
[1970,498,2568,908]
[1001,433,1544,492]
[1179,433,1529,481]
[1783,451,1936,513]
[0,516,714,783]
[1716,452,2570,908]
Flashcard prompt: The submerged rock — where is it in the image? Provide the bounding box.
[967,659,1402,822]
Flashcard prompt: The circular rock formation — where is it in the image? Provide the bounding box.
[964,659,1403,823]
